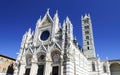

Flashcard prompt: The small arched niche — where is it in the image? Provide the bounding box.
[26,54,32,66]
[37,52,46,62]
[51,50,61,63]
[103,64,107,73]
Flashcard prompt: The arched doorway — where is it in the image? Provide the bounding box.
[37,52,46,75]
[51,50,61,75]
[25,54,32,75]
[110,63,120,75]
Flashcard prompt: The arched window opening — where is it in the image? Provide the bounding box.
[103,65,107,73]
[85,31,89,34]
[26,55,32,66]
[84,26,89,29]
[92,62,96,71]
[86,36,89,40]
[87,47,89,50]
[83,18,89,24]
[87,41,89,45]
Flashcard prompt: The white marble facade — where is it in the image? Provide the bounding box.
[14,9,120,75]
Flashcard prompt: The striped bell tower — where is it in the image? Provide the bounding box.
[81,14,96,58]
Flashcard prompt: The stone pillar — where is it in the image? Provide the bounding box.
[44,53,52,75]
[60,55,63,75]
[30,54,38,75]
[30,63,38,75]
[44,61,52,75]
[107,61,111,75]
[19,65,26,75]
[60,62,64,75]
[13,61,19,75]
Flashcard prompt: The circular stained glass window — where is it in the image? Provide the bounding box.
[40,30,50,41]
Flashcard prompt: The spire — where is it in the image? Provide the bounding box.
[66,16,69,22]
[21,32,27,48]
[53,10,59,34]
[84,14,88,18]
[39,16,42,21]
[36,16,42,27]
[63,20,66,31]
[54,10,58,18]
[74,36,77,40]
[65,16,72,27]
[53,10,59,22]
[81,15,84,20]
[38,16,41,22]
[62,20,66,50]
[62,20,66,36]
[88,13,90,18]
[25,28,33,44]
[66,16,71,24]
[27,28,32,36]
[31,31,34,35]
[65,16,73,41]
[45,8,51,18]
[47,8,50,14]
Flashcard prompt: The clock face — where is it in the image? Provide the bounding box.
[40,30,50,41]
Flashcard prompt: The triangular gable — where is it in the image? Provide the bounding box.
[40,10,53,26]
[36,45,47,53]
[54,42,62,51]
[50,42,62,52]
[25,48,33,55]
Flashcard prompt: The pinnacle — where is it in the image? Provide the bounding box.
[47,8,50,14]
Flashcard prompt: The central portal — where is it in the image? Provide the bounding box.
[37,65,44,75]
[25,68,30,75]
[52,66,59,75]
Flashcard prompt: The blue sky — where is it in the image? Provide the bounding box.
[0,0,120,60]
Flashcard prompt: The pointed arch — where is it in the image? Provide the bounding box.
[110,63,120,75]
[6,63,14,74]
[37,52,46,62]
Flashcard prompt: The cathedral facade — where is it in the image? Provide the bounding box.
[14,9,120,75]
